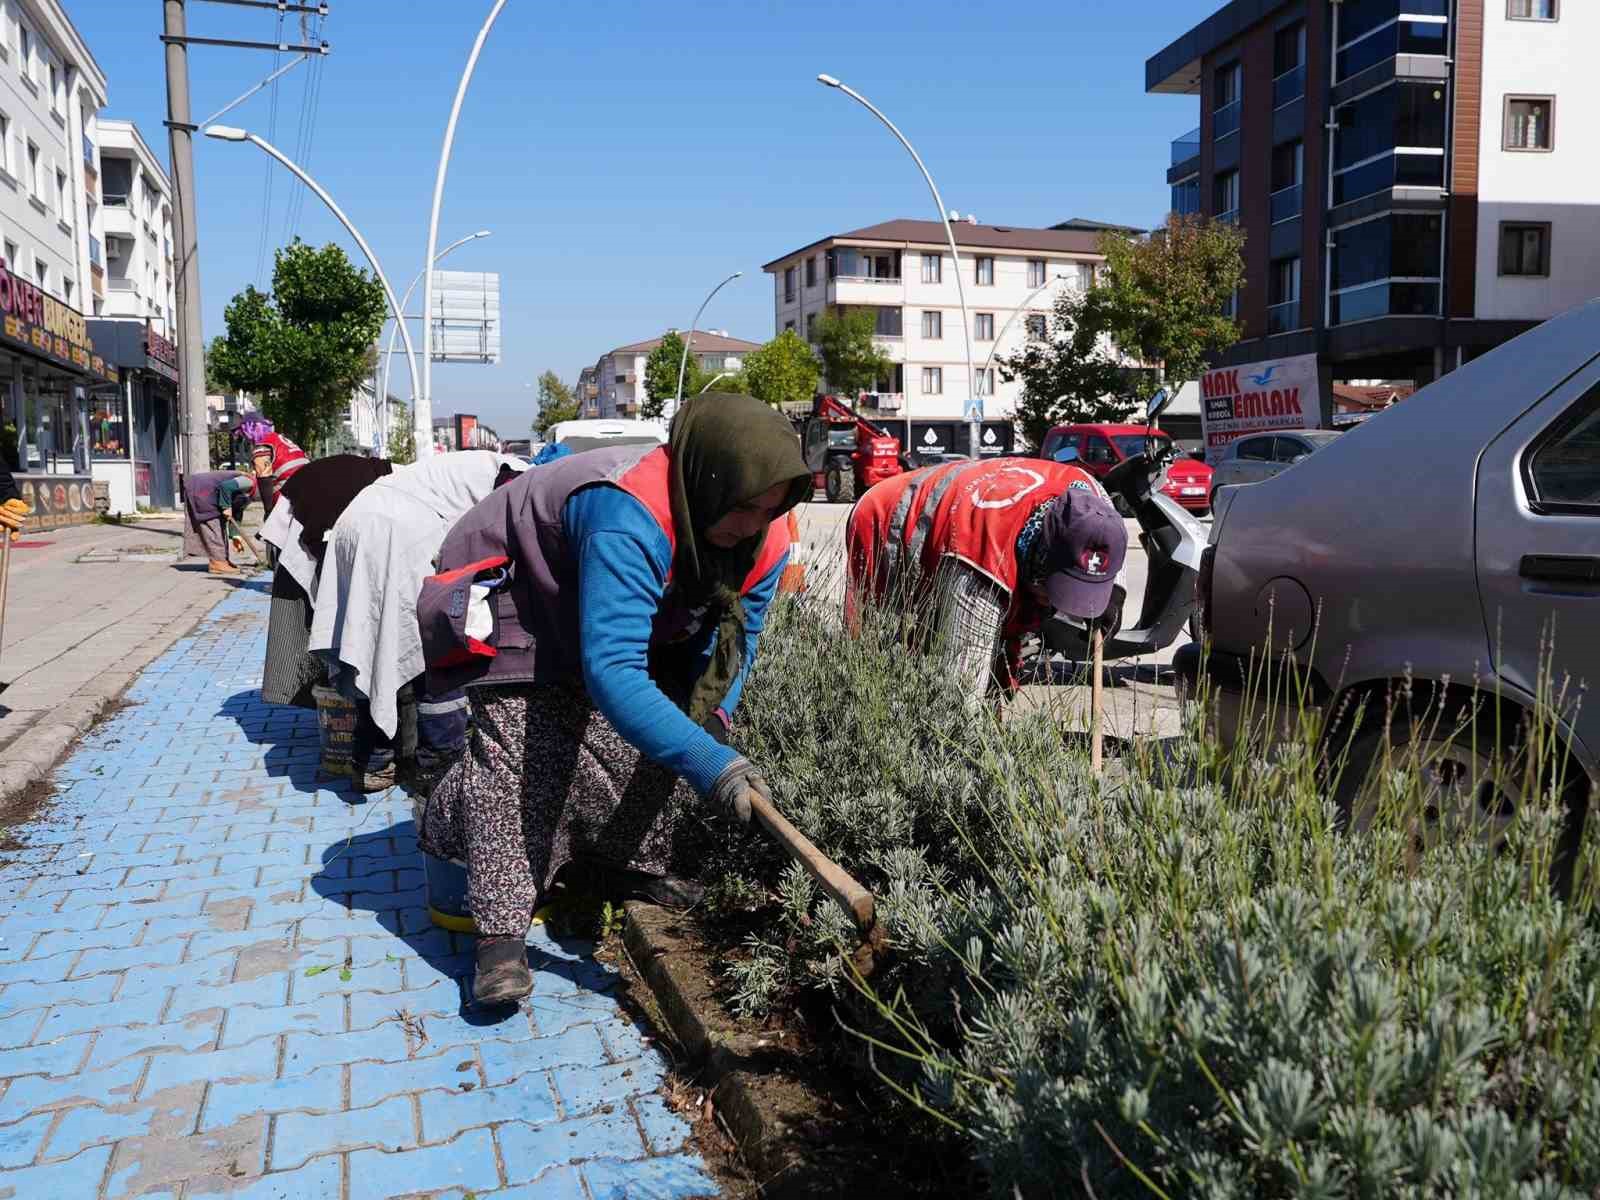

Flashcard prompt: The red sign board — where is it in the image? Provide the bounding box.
[0,258,117,382]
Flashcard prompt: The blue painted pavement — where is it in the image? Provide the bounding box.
[0,579,716,1199]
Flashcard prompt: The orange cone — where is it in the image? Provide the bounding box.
[779,510,807,593]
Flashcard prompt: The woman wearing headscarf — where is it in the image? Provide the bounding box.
[235,412,309,518]
[181,469,258,576]
[416,394,811,1005]
[309,449,527,791]
[258,454,393,711]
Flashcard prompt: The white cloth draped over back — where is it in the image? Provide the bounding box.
[308,451,525,737]
[259,496,320,599]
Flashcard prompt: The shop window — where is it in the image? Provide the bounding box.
[89,395,128,459]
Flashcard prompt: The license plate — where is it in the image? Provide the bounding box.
[1181,487,1204,496]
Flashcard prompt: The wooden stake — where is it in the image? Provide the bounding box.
[1090,626,1104,776]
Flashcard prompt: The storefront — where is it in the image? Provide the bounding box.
[87,318,180,513]
[0,259,120,530]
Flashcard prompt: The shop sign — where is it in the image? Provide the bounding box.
[12,473,97,529]
[0,258,117,382]
[1199,353,1320,451]
[144,321,180,382]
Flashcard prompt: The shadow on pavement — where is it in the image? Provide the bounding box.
[219,688,346,800]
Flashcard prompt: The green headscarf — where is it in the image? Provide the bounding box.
[664,392,812,722]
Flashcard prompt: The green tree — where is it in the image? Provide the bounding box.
[208,239,388,448]
[998,287,1145,452]
[1095,214,1245,392]
[534,370,578,434]
[813,307,893,398]
[642,332,704,420]
[386,421,417,465]
[742,329,820,408]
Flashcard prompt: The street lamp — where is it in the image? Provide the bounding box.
[979,273,1067,411]
[204,124,421,428]
[673,271,742,420]
[818,73,980,458]
[378,229,492,446]
[699,370,734,394]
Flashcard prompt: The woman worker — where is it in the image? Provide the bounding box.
[236,411,309,518]
[181,468,258,576]
[416,394,810,1006]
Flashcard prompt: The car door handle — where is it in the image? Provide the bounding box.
[1519,554,1600,584]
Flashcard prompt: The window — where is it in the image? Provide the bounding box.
[1271,141,1303,223]
[47,61,57,112]
[33,256,45,290]
[869,307,903,338]
[1273,436,1312,463]
[1499,222,1551,276]
[1528,389,1600,509]
[3,240,15,269]
[1268,256,1301,332]
[1273,23,1306,106]
[805,255,817,288]
[1083,435,1117,466]
[1504,97,1553,151]
[1237,437,1274,462]
[1214,62,1241,138]
[1332,81,1448,203]
[976,368,994,397]
[1073,262,1095,290]
[1025,314,1047,339]
[1027,259,1046,288]
[921,252,941,284]
[18,23,29,81]
[921,310,942,339]
[783,320,795,332]
[1171,175,1200,216]
[614,374,627,384]
[1508,0,1557,19]
[25,139,38,196]
[62,278,70,303]
[54,167,64,217]
[975,312,994,340]
[805,312,817,340]
[975,256,994,286]
[0,112,8,175]
[783,266,796,302]
[921,366,943,395]
[1330,212,1444,323]
[1214,169,1239,222]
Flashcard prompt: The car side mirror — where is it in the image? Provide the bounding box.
[1052,445,1079,463]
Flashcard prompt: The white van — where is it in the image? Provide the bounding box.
[546,419,667,454]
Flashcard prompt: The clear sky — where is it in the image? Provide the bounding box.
[73,0,1205,437]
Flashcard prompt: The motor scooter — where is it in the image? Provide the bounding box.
[1040,387,1209,663]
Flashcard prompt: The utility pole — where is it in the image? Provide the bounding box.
[161,0,330,476]
[163,0,209,477]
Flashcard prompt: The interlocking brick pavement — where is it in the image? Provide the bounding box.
[0,581,717,1199]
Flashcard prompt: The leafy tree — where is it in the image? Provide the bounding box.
[208,239,388,448]
[999,287,1144,452]
[534,370,577,433]
[386,421,416,465]
[742,329,820,408]
[1095,214,1245,391]
[642,332,705,420]
[813,307,893,397]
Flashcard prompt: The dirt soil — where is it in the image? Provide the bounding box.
[0,776,52,855]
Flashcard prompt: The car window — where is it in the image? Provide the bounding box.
[1273,437,1309,463]
[1237,437,1273,461]
[1040,431,1064,459]
[1113,434,1172,459]
[1529,388,1600,510]
[1083,436,1117,465]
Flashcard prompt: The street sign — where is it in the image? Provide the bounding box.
[963,395,983,423]
[429,270,502,364]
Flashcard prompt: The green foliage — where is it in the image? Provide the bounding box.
[1097,214,1246,390]
[207,427,237,469]
[742,329,821,408]
[726,582,1600,1198]
[208,240,388,448]
[813,307,894,397]
[386,420,416,465]
[643,332,704,420]
[535,370,577,435]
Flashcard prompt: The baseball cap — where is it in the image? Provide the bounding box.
[1036,486,1127,619]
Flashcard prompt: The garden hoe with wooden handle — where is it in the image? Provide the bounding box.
[747,791,888,979]
[0,534,12,695]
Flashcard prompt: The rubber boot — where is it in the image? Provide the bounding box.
[473,935,533,1006]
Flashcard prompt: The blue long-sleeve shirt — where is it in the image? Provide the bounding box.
[562,484,785,796]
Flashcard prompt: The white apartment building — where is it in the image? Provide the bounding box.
[1474,0,1600,323]
[763,219,1108,424]
[587,330,761,419]
[94,117,175,330]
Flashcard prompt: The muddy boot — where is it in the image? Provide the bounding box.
[473,935,533,1006]
[354,761,397,793]
[591,865,704,910]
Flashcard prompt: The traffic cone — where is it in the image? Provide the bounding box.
[779,510,807,593]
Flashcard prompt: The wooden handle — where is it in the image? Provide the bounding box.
[748,791,876,933]
[0,534,11,660]
[1091,626,1104,776]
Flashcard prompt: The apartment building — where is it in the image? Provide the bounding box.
[1150,0,1597,396]
[94,118,174,330]
[762,219,1108,426]
[586,330,761,419]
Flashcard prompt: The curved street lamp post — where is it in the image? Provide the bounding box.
[672,271,742,421]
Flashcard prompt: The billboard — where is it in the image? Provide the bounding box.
[1199,353,1320,451]
[429,270,501,364]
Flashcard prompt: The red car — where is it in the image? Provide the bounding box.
[1039,423,1213,514]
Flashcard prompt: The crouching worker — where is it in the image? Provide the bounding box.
[846,456,1128,705]
[182,469,258,576]
[416,394,811,1006]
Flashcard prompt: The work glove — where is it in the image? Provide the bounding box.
[1094,584,1126,643]
[707,756,769,825]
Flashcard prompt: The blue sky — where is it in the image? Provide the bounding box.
[75,1,1204,436]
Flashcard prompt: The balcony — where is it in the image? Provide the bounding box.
[82,133,93,164]
[1214,100,1240,140]
[1273,64,1305,108]
[859,391,904,412]
[1267,299,1300,333]
[1170,127,1200,166]
[1270,184,1302,225]
[1216,209,1240,226]
[108,277,138,296]
[88,235,102,267]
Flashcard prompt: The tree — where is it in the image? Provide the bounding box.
[742,329,820,409]
[998,286,1146,452]
[813,307,893,397]
[208,239,388,449]
[534,370,577,434]
[1095,214,1245,392]
[386,422,416,465]
[642,332,704,420]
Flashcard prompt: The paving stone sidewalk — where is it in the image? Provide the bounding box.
[0,579,717,1199]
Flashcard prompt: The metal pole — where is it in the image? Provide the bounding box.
[379,231,491,424]
[980,274,1065,403]
[164,0,210,476]
[673,271,741,419]
[421,0,509,459]
[819,74,979,458]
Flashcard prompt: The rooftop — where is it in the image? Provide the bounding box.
[763,219,1107,271]
[1050,217,1146,235]
[608,330,763,357]
[1145,0,1293,94]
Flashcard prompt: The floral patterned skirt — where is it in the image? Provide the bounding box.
[417,681,698,937]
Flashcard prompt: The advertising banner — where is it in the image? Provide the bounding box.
[1199,353,1320,451]
[0,259,118,382]
[144,321,180,383]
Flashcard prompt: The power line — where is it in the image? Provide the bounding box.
[253,8,285,285]
[282,9,326,243]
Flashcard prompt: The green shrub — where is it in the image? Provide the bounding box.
[729,584,1600,1198]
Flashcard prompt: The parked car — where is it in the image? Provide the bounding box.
[1176,301,1600,867]
[1039,422,1213,514]
[546,418,666,454]
[1207,429,1343,507]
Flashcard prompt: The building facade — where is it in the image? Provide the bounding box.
[1150,0,1596,390]
[762,219,1109,425]
[586,330,761,419]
